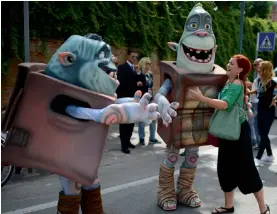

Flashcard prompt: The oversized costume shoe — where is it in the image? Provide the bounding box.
[57,191,81,214]
[157,164,177,211]
[81,186,104,214]
[176,167,201,208]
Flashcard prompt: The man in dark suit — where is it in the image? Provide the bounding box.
[116,48,139,154]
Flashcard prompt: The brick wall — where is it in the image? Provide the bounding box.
[1,40,161,106]
[270,4,277,22]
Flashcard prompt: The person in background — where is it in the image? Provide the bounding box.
[137,57,161,145]
[248,58,263,150]
[116,48,139,154]
[254,61,277,166]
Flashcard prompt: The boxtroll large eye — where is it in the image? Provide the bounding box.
[205,24,211,30]
[190,22,198,29]
[58,52,76,66]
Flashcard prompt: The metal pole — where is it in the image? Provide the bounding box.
[238,1,245,54]
[255,33,259,60]
[24,1,32,173]
[24,1,30,62]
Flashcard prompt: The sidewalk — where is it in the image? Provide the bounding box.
[2,122,277,214]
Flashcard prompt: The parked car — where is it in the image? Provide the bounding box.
[273,67,277,119]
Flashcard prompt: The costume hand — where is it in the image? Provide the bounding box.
[132,93,160,124]
[189,87,204,101]
[158,98,179,127]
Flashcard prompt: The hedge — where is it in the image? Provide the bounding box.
[2,1,277,80]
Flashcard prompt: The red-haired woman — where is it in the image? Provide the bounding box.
[189,55,270,214]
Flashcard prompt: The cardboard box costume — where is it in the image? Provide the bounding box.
[2,64,114,185]
[158,61,227,148]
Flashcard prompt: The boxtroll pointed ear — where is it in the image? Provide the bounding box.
[167,42,178,52]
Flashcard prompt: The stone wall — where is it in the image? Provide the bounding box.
[1,40,161,107]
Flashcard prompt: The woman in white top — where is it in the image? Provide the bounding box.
[137,57,161,145]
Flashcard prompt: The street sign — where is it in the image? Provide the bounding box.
[256,32,276,52]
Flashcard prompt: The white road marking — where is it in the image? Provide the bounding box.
[3,138,277,214]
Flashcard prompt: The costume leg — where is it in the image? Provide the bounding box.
[57,176,81,214]
[157,145,179,211]
[177,147,201,208]
[81,177,104,214]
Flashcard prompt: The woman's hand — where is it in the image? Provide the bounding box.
[189,87,204,101]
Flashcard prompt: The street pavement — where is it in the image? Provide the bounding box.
[2,121,277,214]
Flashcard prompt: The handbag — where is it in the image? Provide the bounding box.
[209,82,247,141]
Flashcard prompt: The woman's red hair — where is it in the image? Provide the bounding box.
[232,54,252,94]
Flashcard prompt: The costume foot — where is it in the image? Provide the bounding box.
[81,186,104,214]
[211,206,234,214]
[177,188,201,207]
[57,191,80,214]
[161,200,177,211]
[177,168,201,208]
[157,164,177,211]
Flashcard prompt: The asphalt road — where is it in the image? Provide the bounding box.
[2,121,277,214]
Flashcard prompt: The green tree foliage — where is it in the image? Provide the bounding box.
[1,1,277,79]
[245,1,273,19]
[213,1,273,19]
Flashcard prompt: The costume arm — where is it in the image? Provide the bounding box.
[154,78,179,125]
[154,78,172,104]
[66,104,133,125]
[66,93,159,125]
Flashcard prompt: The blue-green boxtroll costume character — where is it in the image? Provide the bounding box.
[154,4,252,211]
[154,3,225,211]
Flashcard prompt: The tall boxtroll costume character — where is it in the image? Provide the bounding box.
[1,34,178,213]
[154,3,228,210]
